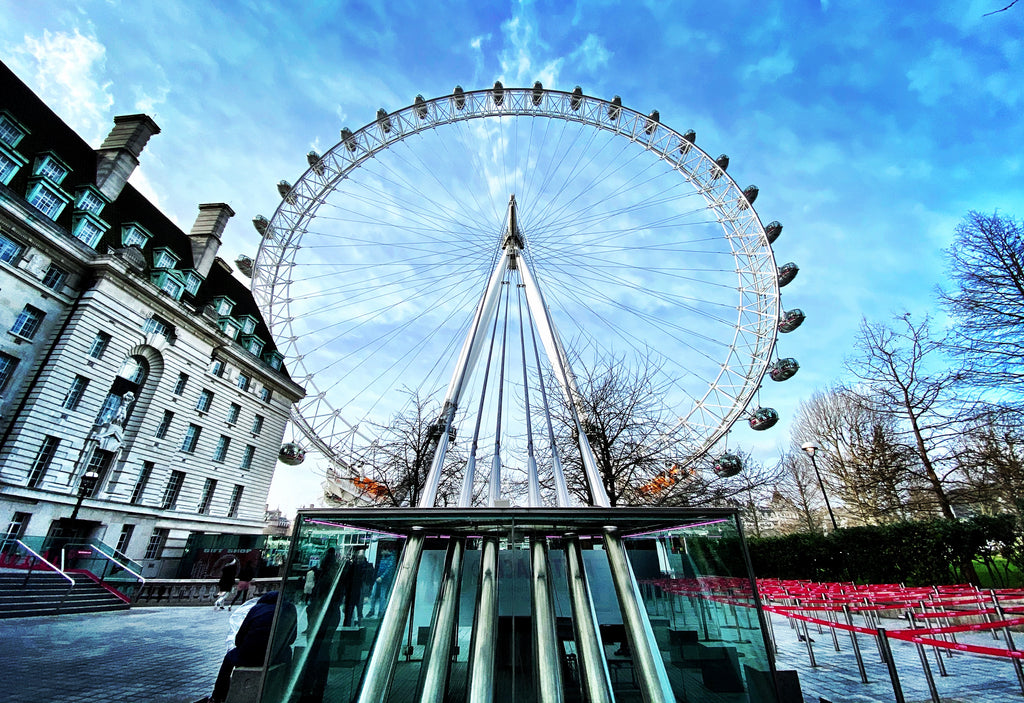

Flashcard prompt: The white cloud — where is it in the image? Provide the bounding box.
[742,48,795,83]
[570,34,611,74]
[13,29,113,143]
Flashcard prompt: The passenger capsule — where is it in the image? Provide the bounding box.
[306,150,324,175]
[340,127,357,152]
[279,442,306,466]
[779,309,806,333]
[680,129,696,154]
[453,85,466,110]
[769,358,800,381]
[492,80,505,106]
[252,215,269,236]
[532,81,544,106]
[234,255,253,278]
[376,108,392,133]
[277,180,293,198]
[742,185,759,206]
[415,94,428,119]
[764,221,783,244]
[570,86,583,110]
[714,452,743,477]
[608,95,622,120]
[645,110,660,135]
[778,262,799,287]
[748,407,779,431]
[715,154,730,172]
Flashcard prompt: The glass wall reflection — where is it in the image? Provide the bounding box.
[257,508,781,703]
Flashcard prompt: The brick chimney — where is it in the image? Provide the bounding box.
[189,203,234,278]
[95,114,160,201]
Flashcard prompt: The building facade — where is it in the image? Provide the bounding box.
[0,62,304,576]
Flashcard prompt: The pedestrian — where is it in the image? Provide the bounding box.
[228,557,256,608]
[213,553,239,610]
[195,590,297,703]
[303,567,316,604]
[367,548,396,618]
[341,545,374,626]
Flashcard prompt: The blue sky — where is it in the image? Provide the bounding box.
[3,1,1022,513]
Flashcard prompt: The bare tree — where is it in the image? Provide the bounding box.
[347,390,464,507]
[846,314,965,519]
[954,405,1024,515]
[732,453,789,537]
[939,211,1024,398]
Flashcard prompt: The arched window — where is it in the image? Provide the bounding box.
[96,355,150,425]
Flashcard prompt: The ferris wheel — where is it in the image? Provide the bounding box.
[251,83,802,502]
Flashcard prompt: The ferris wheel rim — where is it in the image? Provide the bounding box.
[252,85,782,473]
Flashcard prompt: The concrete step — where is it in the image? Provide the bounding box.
[0,570,129,619]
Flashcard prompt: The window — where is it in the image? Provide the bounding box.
[26,180,71,219]
[0,150,26,185]
[212,296,235,316]
[210,359,225,377]
[259,387,273,404]
[0,112,27,147]
[130,462,153,505]
[160,471,186,510]
[10,305,45,340]
[122,223,151,249]
[63,375,89,410]
[227,485,244,518]
[0,231,25,264]
[173,372,189,395]
[0,352,18,392]
[219,318,242,339]
[152,270,185,299]
[181,424,202,453]
[41,263,68,291]
[142,315,172,338]
[71,213,106,247]
[35,154,69,184]
[183,270,203,295]
[263,351,284,371]
[196,389,214,413]
[155,410,174,439]
[152,247,179,269]
[82,449,114,497]
[239,316,258,335]
[240,445,256,470]
[251,415,264,435]
[26,435,60,488]
[76,189,106,216]
[144,528,169,559]
[236,373,251,391]
[226,403,241,425]
[197,478,217,514]
[115,524,135,556]
[213,435,231,462]
[243,336,264,357]
[3,512,31,548]
[88,332,111,359]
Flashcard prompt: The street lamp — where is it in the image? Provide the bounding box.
[801,442,839,532]
[70,469,100,520]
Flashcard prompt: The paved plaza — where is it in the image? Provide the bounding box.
[0,606,1022,702]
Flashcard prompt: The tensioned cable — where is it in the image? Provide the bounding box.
[517,281,541,507]
[460,276,506,507]
[489,280,512,507]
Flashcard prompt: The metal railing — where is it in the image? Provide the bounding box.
[63,544,146,587]
[7,539,77,614]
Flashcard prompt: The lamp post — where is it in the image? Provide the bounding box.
[801,442,838,532]
[70,469,100,521]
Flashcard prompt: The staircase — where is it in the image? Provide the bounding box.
[0,570,130,618]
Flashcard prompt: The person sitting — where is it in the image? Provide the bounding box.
[197,590,297,703]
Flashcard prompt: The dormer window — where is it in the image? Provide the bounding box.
[26,179,72,220]
[71,212,108,248]
[182,270,204,296]
[0,149,27,186]
[151,270,186,300]
[241,335,264,357]
[238,315,259,335]
[122,223,152,249]
[152,247,179,269]
[218,317,242,340]
[211,296,234,316]
[263,351,284,370]
[33,152,71,185]
[75,187,107,216]
[0,112,28,148]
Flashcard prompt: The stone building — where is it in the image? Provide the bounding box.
[0,61,304,576]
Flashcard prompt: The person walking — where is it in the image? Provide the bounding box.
[228,557,256,608]
[213,554,239,610]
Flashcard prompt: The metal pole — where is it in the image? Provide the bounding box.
[808,453,838,531]
[843,605,869,684]
[800,619,817,668]
[563,536,614,703]
[357,534,426,703]
[531,537,564,703]
[995,604,1024,694]
[603,530,674,703]
[875,628,906,703]
[914,641,941,703]
[467,537,500,703]
[418,539,466,703]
